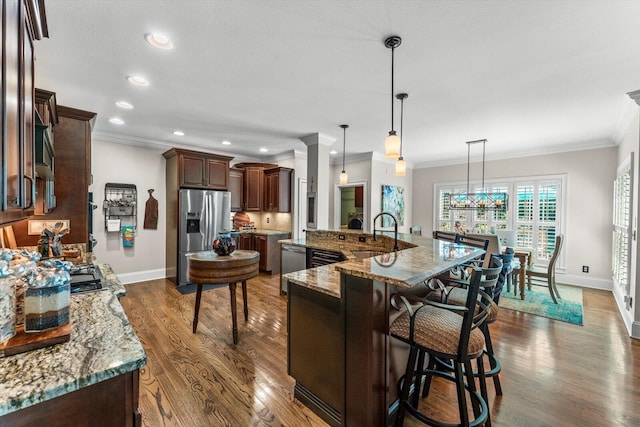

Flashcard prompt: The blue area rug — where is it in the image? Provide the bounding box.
[499,283,584,325]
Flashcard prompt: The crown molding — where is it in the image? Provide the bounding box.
[92,131,260,162]
[613,94,640,144]
[264,149,307,163]
[413,138,616,169]
[300,132,336,146]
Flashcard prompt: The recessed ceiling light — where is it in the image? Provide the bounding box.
[330,150,338,155]
[172,130,185,136]
[259,147,268,153]
[115,101,133,109]
[144,33,173,50]
[221,140,231,145]
[109,117,125,125]
[126,75,149,86]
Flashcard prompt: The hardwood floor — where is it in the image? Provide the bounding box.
[120,274,640,426]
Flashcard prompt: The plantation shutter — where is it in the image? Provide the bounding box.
[612,154,633,301]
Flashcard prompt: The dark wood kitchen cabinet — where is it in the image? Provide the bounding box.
[34,88,58,214]
[255,234,268,271]
[163,148,232,190]
[229,167,244,212]
[243,166,263,211]
[0,369,141,427]
[263,167,293,212]
[12,105,97,246]
[237,233,254,251]
[0,0,48,225]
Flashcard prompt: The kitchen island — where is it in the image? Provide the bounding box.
[283,230,483,427]
[0,263,146,426]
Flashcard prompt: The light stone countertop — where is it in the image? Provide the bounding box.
[0,262,146,416]
[282,231,484,298]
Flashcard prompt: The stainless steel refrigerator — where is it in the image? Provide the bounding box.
[178,189,231,286]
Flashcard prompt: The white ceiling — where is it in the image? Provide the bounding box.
[34,0,640,168]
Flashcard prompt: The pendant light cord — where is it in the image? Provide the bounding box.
[391,46,395,131]
[466,142,471,194]
[342,127,346,171]
[465,139,488,193]
[399,95,403,156]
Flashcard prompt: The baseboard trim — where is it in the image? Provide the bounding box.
[117,268,166,285]
[557,273,612,290]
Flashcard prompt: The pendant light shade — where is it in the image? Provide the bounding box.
[339,171,349,185]
[385,132,401,159]
[384,36,402,158]
[395,93,408,176]
[340,124,349,185]
[395,157,406,176]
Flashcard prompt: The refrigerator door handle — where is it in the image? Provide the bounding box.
[204,194,211,249]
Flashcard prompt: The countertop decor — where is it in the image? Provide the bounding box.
[0,262,145,416]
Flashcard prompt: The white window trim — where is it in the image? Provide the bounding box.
[433,174,567,271]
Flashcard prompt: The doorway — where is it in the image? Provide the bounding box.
[334,181,368,232]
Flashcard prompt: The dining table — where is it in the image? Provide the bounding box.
[511,247,533,299]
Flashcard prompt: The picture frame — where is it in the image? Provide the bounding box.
[381,185,405,226]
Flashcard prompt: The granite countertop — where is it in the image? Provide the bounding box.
[283,231,484,298]
[96,262,126,297]
[0,263,146,416]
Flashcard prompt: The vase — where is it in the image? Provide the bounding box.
[213,230,235,256]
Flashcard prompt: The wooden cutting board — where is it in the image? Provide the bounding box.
[233,212,251,230]
[0,322,71,358]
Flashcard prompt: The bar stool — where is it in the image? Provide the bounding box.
[390,267,491,427]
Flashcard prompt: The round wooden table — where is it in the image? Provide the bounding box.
[188,250,259,344]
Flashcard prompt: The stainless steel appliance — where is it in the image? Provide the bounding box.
[178,189,231,287]
[280,243,307,294]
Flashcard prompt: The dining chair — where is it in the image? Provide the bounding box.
[526,234,564,304]
[390,267,491,427]
[444,256,505,398]
[455,233,490,267]
[432,230,457,242]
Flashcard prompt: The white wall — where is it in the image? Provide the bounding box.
[412,147,617,288]
[91,140,167,283]
[370,154,413,233]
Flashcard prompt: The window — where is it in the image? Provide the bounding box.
[612,154,633,299]
[435,175,564,267]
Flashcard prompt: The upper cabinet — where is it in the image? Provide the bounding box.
[34,88,58,214]
[263,167,293,213]
[243,166,264,211]
[1,0,48,225]
[229,168,244,212]
[163,148,232,190]
[231,163,292,213]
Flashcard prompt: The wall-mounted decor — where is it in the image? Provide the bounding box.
[381,185,405,226]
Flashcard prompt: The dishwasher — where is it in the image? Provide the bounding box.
[280,244,308,295]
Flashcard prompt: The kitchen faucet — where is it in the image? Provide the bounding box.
[372,212,399,252]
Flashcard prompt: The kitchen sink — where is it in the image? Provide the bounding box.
[351,250,389,260]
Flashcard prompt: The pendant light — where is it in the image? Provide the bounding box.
[339,124,349,184]
[384,36,402,158]
[448,139,508,210]
[395,93,408,176]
